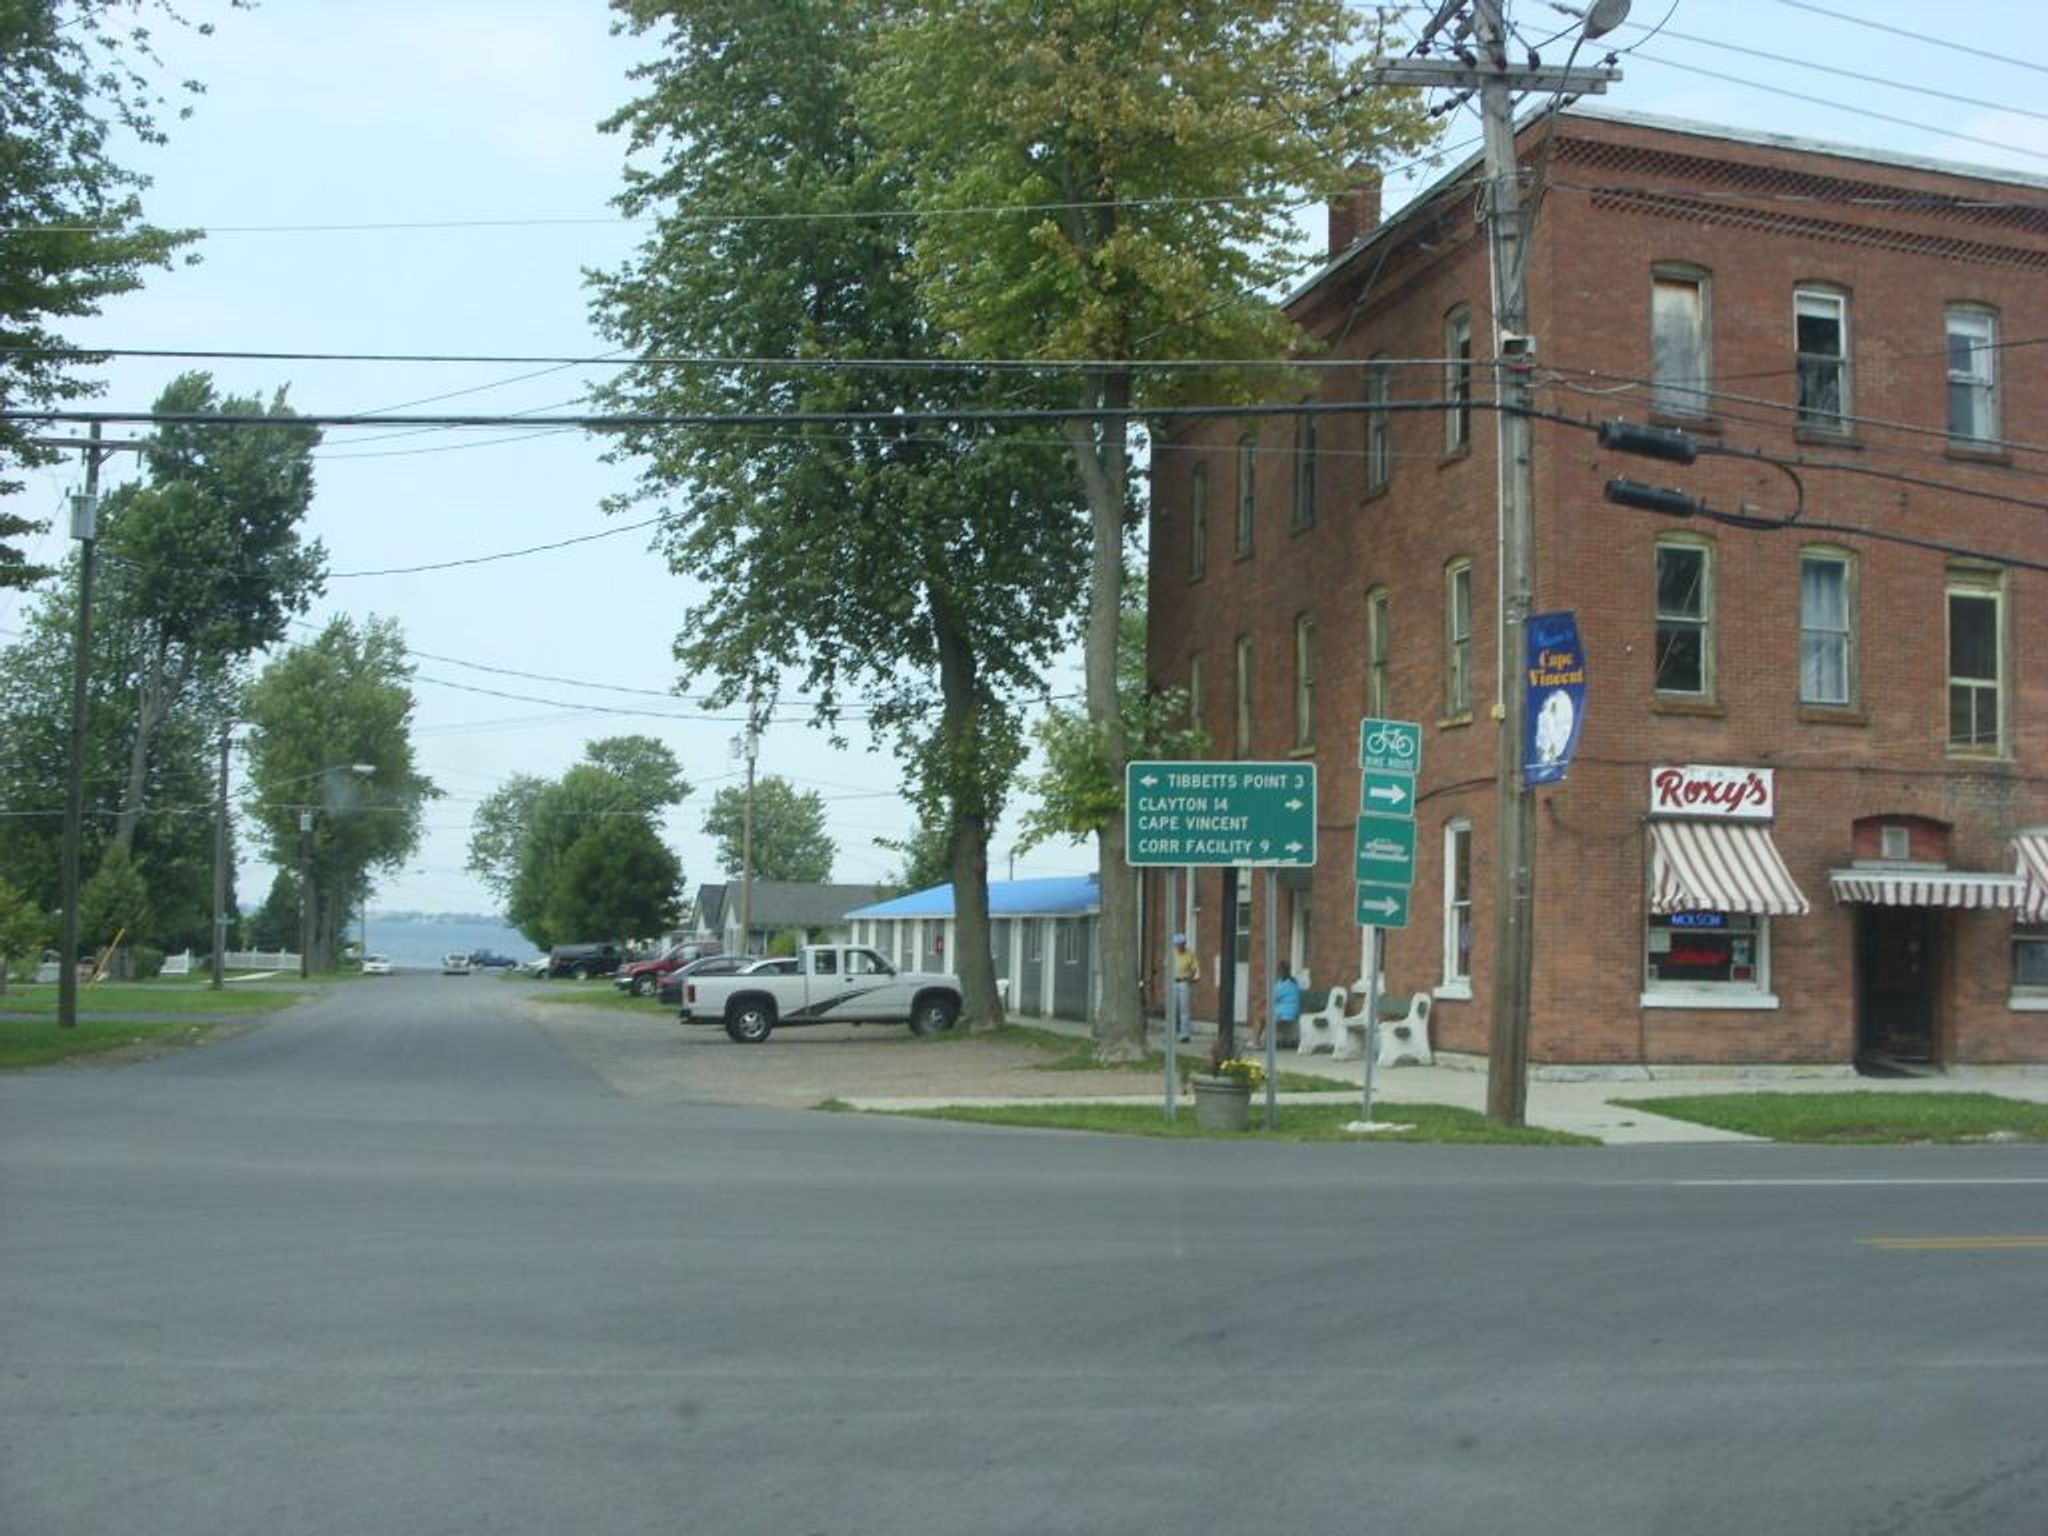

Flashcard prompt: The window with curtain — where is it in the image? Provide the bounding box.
[1445,559,1472,716]
[1795,287,1851,432]
[1366,359,1392,493]
[1652,268,1710,417]
[1293,612,1315,749]
[1948,569,2005,753]
[1946,307,1998,444]
[1655,539,1711,696]
[1799,550,1853,706]
[1445,306,1473,452]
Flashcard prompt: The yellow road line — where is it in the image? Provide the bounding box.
[1859,1235,2048,1251]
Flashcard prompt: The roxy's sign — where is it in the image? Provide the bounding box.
[1648,764,1776,820]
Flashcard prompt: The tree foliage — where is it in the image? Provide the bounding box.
[701,775,835,883]
[78,841,150,952]
[0,877,52,994]
[0,0,226,584]
[544,815,681,949]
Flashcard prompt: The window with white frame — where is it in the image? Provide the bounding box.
[1367,587,1390,719]
[1293,415,1317,529]
[1188,462,1208,580]
[1445,306,1473,452]
[1293,612,1315,750]
[1946,306,1999,444]
[1655,538,1712,697]
[1443,819,1472,990]
[1645,911,1771,999]
[1366,359,1392,493]
[1234,634,1253,756]
[1445,559,1472,717]
[1235,435,1257,555]
[1025,918,1043,962]
[1795,286,1851,432]
[1059,921,1080,965]
[1799,548,1855,707]
[1948,567,2006,754]
[1652,267,1710,417]
[2016,927,2048,993]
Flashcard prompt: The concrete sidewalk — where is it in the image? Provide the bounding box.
[854,1013,2048,1145]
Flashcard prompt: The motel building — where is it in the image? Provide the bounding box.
[1143,109,2048,1071]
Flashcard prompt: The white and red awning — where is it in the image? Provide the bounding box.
[2014,833,2048,923]
[1649,821,1810,916]
[1828,869,2026,909]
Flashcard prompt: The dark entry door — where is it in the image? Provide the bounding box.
[1856,907,1937,1064]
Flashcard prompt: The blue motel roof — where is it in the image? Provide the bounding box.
[846,874,1100,920]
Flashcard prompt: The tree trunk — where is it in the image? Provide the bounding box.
[112,638,170,856]
[929,587,1005,1030]
[1061,375,1143,1063]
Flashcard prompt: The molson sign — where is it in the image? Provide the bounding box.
[1649,764,1775,821]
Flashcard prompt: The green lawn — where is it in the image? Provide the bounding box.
[880,1099,1596,1144]
[1611,1091,2048,1144]
[0,1015,245,1069]
[525,984,669,1013]
[0,983,304,1018]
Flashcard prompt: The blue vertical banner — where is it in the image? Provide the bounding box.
[1524,610,1587,787]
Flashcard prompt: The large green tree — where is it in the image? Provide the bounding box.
[863,1,1431,1057]
[242,617,437,970]
[590,0,1088,1028]
[701,775,834,883]
[0,0,222,585]
[544,815,682,950]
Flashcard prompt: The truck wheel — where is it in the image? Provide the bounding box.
[632,973,655,997]
[570,963,591,981]
[908,994,960,1035]
[727,1001,775,1043]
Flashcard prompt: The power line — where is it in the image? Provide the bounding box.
[1772,0,2048,80]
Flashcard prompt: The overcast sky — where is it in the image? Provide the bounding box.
[7,0,2044,917]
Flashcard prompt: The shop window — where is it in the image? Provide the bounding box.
[1188,462,1208,580]
[1366,587,1390,719]
[1234,634,1253,756]
[1645,912,1771,1001]
[1652,266,1710,417]
[1235,435,1257,555]
[1799,548,1855,707]
[2015,927,2048,998]
[1025,919,1042,963]
[1655,538,1712,697]
[1795,286,1851,433]
[1445,558,1472,717]
[1293,415,1317,529]
[1445,306,1473,452]
[1293,612,1316,750]
[1059,922,1080,965]
[1947,568,2006,754]
[1946,306,1999,445]
[1366,359,1392,493]
[1442,819,1472,993]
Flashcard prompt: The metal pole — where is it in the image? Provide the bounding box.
[739,727,756,953]
[57,424,102,1030]
[1362,925,1381,1125]
[1263,871,1277,1130]
[211,721,229,989]
[1478,0,1536,1127]
[1163,867,1178,1122]
[298,808,313,979]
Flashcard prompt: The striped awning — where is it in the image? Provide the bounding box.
[1828,869,2025,909]
[2015,834,2048,922]
[1648,821,1810,916]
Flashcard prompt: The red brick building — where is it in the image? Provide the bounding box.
[1145,110,2048,1069]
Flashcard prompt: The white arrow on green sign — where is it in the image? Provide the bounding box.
[1355,882,1412,929]
[1360,769,1414,815]
[1124,760,1317,868]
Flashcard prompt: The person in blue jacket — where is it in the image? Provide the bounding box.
[1260,962,1303,1053]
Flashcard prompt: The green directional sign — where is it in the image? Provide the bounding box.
[1360,769,1416,817]
[1125,760,1317,868]
[1355,882,1413,929]
[1360,717,1423,775]
[1354,814,1417,885]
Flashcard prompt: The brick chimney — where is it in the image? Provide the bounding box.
[1327,180,1383,256]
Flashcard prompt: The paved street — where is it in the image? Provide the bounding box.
[5,976,2046,1535]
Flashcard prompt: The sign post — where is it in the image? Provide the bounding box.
[1354,719,1421,1127]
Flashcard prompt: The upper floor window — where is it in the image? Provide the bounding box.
[1445,306,1473,453]
[1292,416,1317,529]
[1235,435,1257,555]
[1188,654,1205,735]
[1445,558,1472,717]
[1366,586,1391,719]
[1293,612,1316,750]
[1188,462,1208,580]
[1799,548,1855,707]
[1234,634,1253,756]
[1443,819,1473,990]
[1655,538,1713,697]
[1795,286,1851,432]
[1948,567,2006,755]
[1366,360,1392,494]
[1946,307,1999,445]
[1651,267,1710,417]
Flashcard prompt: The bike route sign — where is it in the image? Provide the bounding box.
[1125,761,1317,867]
[1360,718,1423,774]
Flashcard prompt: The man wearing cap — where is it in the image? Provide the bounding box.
[1169,933,1198,1044]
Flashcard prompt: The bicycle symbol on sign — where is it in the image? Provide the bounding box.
[1364,727,1417,761]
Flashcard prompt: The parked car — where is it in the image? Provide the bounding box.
[467,949,520,970]
[442,952,473,975]
[680,945,960,1043]
[544,942,623,980]
[362,954,393,976]
[614,940,725,997]
[657,952,755,1006]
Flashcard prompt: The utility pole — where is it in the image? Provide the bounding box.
[211,721,230,990]
[299,807,315,979]
[734,718,759,953]
[57,425,105,1030]
[1373,0,1622,1123]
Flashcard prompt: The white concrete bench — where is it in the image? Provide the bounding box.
[1341,990,1433,1066]
[1293,984,1351,1056]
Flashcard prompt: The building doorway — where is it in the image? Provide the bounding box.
[1855,907,1938,1069]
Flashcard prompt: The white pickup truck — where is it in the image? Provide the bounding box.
[680,945,965,1043]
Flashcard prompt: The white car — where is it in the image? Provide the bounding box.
[442,952,473,975]
[362,955,394,976]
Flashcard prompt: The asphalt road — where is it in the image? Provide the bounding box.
[4,975,2046,1536]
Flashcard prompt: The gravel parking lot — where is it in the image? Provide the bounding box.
[521,994,1153,1109]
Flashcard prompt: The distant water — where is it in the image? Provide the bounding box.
[359,915,536,971]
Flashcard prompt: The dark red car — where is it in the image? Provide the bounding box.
[613,941,725,998]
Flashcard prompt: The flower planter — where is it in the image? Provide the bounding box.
[1190,1073,1252,1132]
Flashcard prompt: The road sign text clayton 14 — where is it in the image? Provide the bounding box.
[1125,761,1317,867]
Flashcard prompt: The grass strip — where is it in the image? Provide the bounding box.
[884,1099,1594,1144]
[525,986,671,1013]
[0,1016,230,1069]
[1611,1091,2048,1144]
[0,983,302,1018]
